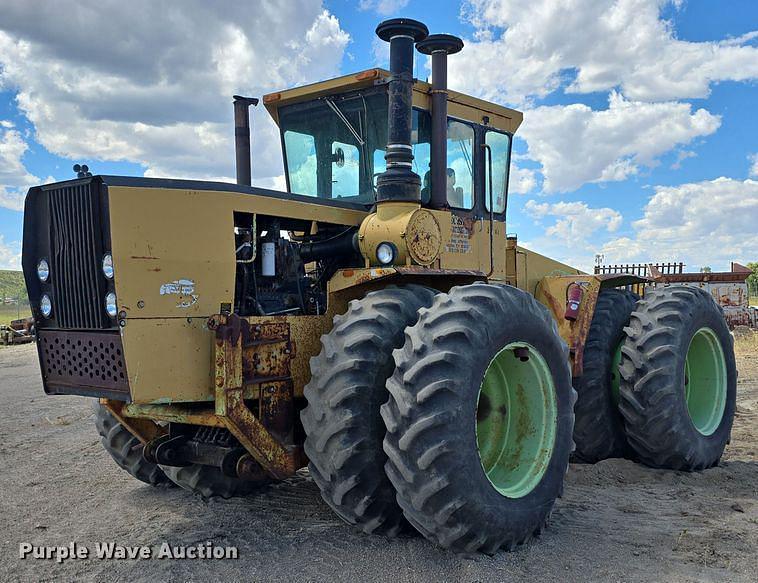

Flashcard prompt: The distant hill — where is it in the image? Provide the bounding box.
[0,270,28,302]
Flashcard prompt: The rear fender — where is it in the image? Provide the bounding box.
[536,273,649,376]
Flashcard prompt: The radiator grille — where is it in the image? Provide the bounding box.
[49,183,104,329]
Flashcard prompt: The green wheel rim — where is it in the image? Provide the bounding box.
[476,342,558,498]
[610,341,623,406]
[684,327,727,436]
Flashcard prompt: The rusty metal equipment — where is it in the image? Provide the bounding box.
[21,14,733,555]
[596,261,755,329]
[19,9,638,504]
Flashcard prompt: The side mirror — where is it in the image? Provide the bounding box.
[332,147,345,168]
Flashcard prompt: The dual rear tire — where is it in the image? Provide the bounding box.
[574,285,736,470]
[618,286,736,470]
[303,282,575,553]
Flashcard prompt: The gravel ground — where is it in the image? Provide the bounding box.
[0,338,756,582]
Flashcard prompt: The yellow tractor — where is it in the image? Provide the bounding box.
[22,18,736,553]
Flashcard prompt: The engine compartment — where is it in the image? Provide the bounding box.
[233,212,360,317]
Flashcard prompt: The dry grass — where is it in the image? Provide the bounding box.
[734,329,758,357]
[0,305,31,326]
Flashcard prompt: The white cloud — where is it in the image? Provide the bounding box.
[522,199,622,269]
[453,0,758,104]
[749,153,758,178]
[519,92,720,193]
[509,164,538,194]
[0,126,40,211]
[359,0,410,16]
[601,177,758,270]
[671,149,696,170]
[526,199,622,240]
[0,2,349,183]
[0,235,21,270]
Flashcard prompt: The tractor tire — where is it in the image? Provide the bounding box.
[159,463,270,499]
[618,286,737,470]
[93,403,172,487]
[572,288,638,462]
[382,283,575,553]
[301,284,437,536]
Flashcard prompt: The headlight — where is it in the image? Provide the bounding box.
[376,242,396,265]
[40,294,52,318]
[102,254,114,279]
[37,259,50,282]
[105,292,118,318]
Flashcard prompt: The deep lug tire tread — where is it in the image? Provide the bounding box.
[93,403,172,487]
[572,288,638,462]
[618,285,737,470]
[382,282,576,553]
[159,463,269,499]
[301,284,437,535]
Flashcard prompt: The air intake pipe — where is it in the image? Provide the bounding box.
[358,18,444,268]
[233,95,259,186]
[416,34,463,210]
[374,18,429,203]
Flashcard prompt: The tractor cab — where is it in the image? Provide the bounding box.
[262,68,523,217]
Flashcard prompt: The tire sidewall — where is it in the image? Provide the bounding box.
[573,289,636,461]
[447,294,573,536]
[668,293,736,459]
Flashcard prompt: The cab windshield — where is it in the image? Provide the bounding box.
[279,90,430,204]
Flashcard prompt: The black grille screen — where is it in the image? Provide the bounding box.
[49,183,104,329]
[39,330,129,393]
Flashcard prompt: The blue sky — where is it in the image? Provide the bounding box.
[1,0,756,271]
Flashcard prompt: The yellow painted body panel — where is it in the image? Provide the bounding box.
[107,184,364,403]
[109,185,366,320]
[515,245,585,295]
[121,317,213,403]
[535,275,601,377]
[432,211,507,278]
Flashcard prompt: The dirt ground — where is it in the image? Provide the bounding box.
[0,337,756,583]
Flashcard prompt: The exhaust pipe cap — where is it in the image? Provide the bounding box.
[376,18,429,43]
[416,33,464,55]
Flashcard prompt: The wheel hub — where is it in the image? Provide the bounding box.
[476,342,558,498]
[684,327,727,435]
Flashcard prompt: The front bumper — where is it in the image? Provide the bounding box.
[38,329,130,401]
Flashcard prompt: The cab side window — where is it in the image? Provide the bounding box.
[484,130,511,213]
[446,120,475,209]
[331,141,359,198]
[284,130,317,196]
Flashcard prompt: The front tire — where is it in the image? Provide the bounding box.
[159,463,269,499]
[93,403,172,486]
[301,285,437,535]
[382,283,575,553]
[618,285,737,470]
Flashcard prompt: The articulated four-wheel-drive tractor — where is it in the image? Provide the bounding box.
[22,18,736,553]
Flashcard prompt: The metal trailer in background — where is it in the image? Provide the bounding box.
[595,262,755,329]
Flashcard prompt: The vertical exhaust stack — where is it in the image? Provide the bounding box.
[416,34,463,209]
[233,95,259,187]
[375,18,429,203]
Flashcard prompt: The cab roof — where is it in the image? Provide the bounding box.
[263,68,523,134]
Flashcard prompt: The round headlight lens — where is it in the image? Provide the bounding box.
[37,259,50,282]
[376,242,395,265]
[105,292,118,318]
[102,254,114,279]
[40,294,52,318]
